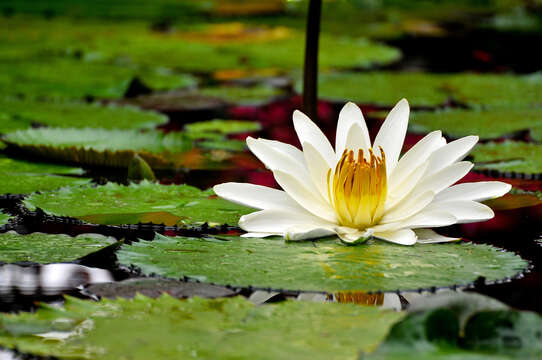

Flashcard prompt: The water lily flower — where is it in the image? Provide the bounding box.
[214,99,511,245]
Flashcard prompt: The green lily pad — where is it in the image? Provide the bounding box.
[410,108,542,141]
[0,173,90,196]
[0,231,116,263]
[2,127,248,169]
[0,295,404,360]
[198,85,285,105]
[364,293,542,360]
[310,72,450,107]
[0,155,84,175]
[0,155,90,195]
[0,211,13,226]
[309,72,542,108]
[472,141,542,175]
[23,182,252,227]
[0,97,167,133]
[0,58,196,99]
[447,73,542,108]
[0,1,210,21]
[117,234,527,293]
[3,127,193,169]
[0,16,400,72]
[184,119,261,135]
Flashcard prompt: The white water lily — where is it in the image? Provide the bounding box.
[214,99,511,245]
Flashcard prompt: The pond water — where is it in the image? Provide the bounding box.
[1,1,542,359]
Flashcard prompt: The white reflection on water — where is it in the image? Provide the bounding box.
[0,263,113,298]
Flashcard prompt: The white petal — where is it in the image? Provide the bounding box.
[336,227,371,244]
[301,141,333,201]
[247,138,329,215]
[381,191,435,224]
[213,183,304,212]
[371,211,456,233]
[335,102,370,157]
[239,209,334,235]
[292,110,336,166]
[257,138,306,168]
[434,181,512,203]
[241,232,278,238]
[409,161,474,199]
[385,161,429,210]
[373,228,417,245]
[424,136,478,178]
[284,225,337,241]
[373,98,410,175]
[246,137,306,174]
[388,130,445,191]
[274,170,337,222]
[425,200,494,224]
[415,229,461,244]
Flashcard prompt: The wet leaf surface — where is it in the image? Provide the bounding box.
[0,295,405,360]
[0,97,168,132]
[24,182,252,227]
[0,232,116,263]
[0,212,12,226]
[117,234,527,292]
[0,155,90,195]
[3,127,252,170]
[411,108,542,141]
[0,59,195,99]
[472,141,542,174]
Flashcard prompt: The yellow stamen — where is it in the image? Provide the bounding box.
[327,147,387,229]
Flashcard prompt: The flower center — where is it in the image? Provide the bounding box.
[327,148,387,229]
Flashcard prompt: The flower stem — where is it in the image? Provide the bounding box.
[302,0,321,122]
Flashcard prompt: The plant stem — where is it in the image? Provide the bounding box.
[302,0,321,122]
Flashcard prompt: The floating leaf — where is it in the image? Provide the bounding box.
[0,211,13,226]
[0,155,90,195]
[3,127,192,169]
[411,108,542,140]
[0,231,116,263]
[0,97,168,132]
[23,182,252,227]
[0,155,84,175]
[0,173,90,196]
[308,72,542,108]
[0,295,405,359]
[0,59,196,99]
[310,72,450,107]
[472,141,542,174]
[364,293,542,360]
[198,85,285,105]
[2,127,247,169]
[1,17,400,72]
[447,73,542,108]
[184,119,261,135]
[117,234,527,292]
